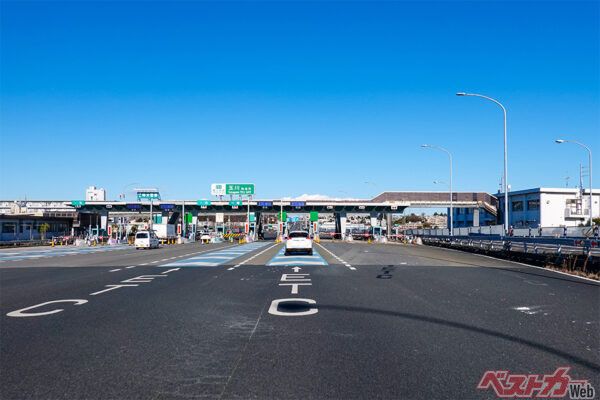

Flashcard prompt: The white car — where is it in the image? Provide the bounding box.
[135,230,159,249]
[284,231,313,255]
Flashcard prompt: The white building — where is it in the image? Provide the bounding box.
[500,187,598,228]
[85,186,106,201]
[451,187,599,228]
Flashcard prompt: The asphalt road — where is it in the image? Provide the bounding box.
[1,240,598,399]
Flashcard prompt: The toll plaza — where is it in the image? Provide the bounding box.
[66,191,497,240]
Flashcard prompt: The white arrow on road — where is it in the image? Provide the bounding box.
[292,266,302,272]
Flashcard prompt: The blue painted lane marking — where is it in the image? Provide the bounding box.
[266,248,327,266]
[157,242,269,268]
[0,245,131,261]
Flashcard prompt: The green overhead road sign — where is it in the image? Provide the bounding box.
[71,200,86,207]
[197,200,211,206]
[278,211,287,221]
[310,211,319,222]
[137,192,159,200]
[229,200,243,206]
[226,184,254,195]
[185,213,193,223]
[249,213,256,222]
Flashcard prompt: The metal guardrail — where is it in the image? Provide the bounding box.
[401,225,600,274]
[404,224,599,240]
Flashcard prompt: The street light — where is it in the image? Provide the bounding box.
[556,139,594,227]
[120,182,139,201]
[422,145,453,236]
[364,181,381,198]
[457,92,509,235]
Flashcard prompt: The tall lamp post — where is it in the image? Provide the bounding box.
[457,92,509,235]
[556,139,594,227]
[422,145,453,236]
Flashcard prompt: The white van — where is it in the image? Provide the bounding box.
[135,230,159,249]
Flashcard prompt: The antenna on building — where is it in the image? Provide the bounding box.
[565,171,569,187]
[498,176,503,193]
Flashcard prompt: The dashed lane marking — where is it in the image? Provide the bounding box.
[315,242,356,270]
[228,243,280,270]
[109,269,121,272]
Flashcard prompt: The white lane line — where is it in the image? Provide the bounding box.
[228,243,280,271]
[161,268,180,274]
[126,266,136,269]
[110,269,121,272]
[315,242,356,271]
[160,259,170,262]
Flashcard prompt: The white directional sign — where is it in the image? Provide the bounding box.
[211,183,226,196]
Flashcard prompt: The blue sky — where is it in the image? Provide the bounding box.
[1,1,598,201]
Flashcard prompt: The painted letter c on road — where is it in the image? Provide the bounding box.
[7,299,88,317]
[268,298,318,316]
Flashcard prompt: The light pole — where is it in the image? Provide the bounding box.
[556,139,594,227]
[422,145,453,236]
[364,181,381,198]
[457,92,508,235]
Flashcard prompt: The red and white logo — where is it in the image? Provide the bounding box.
[477,367,595,399]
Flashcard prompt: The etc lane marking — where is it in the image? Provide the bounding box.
[228,243,280,270]
[7,300,88,317]
[269,267,318,316]
[6,243,238,317]
[315,242,356,270]
[161,268,180,274]
[6,268,185,318]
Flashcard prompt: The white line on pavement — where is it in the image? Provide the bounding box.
[315,242,356,271]
[126,266,136,269]
[228,242,280,271]
[110,269,121,272]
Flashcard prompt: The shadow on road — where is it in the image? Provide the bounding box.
[276,301,600,372]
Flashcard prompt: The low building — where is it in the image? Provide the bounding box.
[451,187,599,228]
[498,187,598,228]
[0,214,75,241]
[452,208,497,228]
[86,186,106,201]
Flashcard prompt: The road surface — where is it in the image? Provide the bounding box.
[1,240,598,399]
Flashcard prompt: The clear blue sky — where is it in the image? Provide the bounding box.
[1,1,598,201]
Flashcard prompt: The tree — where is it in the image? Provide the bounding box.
[38,223,50,240]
